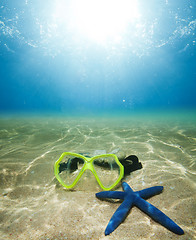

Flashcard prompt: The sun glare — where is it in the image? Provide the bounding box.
[53,0,140,44]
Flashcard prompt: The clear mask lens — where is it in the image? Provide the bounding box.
[93,156,120,188]
[58,154,85,186]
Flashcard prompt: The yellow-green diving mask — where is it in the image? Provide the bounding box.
[54,152,124,190]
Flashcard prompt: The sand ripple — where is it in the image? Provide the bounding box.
[0,116,195,239]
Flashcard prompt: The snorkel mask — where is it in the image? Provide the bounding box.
[54,152,124,190]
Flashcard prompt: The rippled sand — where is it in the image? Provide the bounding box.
[0,113,196,240]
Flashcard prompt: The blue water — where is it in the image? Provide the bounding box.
[0,0,195,116]
[0,2,196,239]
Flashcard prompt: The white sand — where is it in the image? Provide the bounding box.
[0,115,196,239]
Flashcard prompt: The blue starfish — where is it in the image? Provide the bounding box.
[96,182,184,236]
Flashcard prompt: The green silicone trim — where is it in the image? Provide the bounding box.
[54,152,124,190]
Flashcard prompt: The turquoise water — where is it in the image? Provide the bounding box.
[0,1,195,115]
[0,112,195,239]
[0,0,196,239]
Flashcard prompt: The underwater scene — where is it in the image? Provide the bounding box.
[0,0,196,239]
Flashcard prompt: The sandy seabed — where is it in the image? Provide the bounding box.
[0,113,196,240]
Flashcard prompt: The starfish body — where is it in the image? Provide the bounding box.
[96,182,184,236]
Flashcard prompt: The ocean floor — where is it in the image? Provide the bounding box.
[0,113,196,240]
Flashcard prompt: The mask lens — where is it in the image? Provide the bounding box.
[93,156,121,188]
[58,154,85,186]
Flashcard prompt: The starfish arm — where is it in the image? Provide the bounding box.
[135,197,184,235]
[122,182,133,192]
[96,191,125,200]
[137,186,164,199]
[105,198,133,236]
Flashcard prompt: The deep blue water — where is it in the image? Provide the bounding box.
[0,0,196,116]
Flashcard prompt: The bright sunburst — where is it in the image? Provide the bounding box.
[53,0,140,44]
